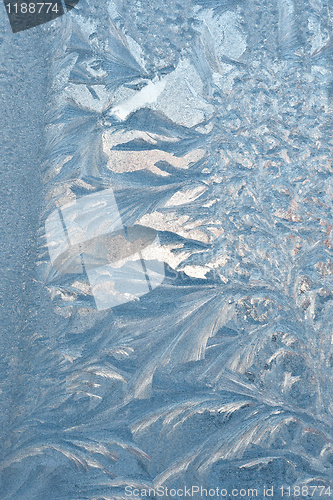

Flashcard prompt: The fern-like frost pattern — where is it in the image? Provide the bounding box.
[1,0,333,498]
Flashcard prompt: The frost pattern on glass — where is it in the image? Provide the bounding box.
[1,0,333,498]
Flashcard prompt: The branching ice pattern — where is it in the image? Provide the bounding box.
[1,0,333,498]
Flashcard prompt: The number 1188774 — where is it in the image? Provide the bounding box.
[6,2,59,13]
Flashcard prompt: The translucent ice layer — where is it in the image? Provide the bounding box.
[1,0,333,498]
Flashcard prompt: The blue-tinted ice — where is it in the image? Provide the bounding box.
[0,0,333,498]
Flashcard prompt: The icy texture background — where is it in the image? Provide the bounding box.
[1,0,333,498]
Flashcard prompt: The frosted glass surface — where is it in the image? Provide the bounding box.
[1,0,333,498]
